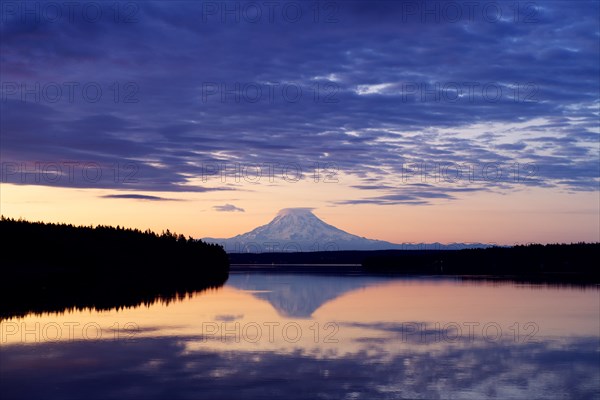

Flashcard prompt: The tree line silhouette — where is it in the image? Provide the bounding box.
[361,243,599,282]
[228,244,599,283]
[0,217,229,319]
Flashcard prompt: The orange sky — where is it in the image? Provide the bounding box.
[1,181,598,245]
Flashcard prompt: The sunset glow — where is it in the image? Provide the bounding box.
[1,1,598,245]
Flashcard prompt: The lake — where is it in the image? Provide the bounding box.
[1,271,598,399]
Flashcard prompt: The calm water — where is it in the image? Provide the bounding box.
[1,272,599,399]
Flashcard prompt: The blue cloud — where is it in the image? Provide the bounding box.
[101,194,180,201]
[1,0,598,203]
[213,204,245,212]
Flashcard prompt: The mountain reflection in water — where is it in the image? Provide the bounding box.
[1,273,598,400]
[227,273,390,317]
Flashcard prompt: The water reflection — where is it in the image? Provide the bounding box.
[227,273,390,317]
[1,274,598,399]
[0,273,228,320]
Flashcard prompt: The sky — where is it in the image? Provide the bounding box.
[0,0,599,245]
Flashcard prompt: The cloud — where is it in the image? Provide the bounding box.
[213,204,245,212]
[342,186,485,205]
[101,194,180,201]
[214,314,244,322]
[1,0,597,201]
[1,332,598,400]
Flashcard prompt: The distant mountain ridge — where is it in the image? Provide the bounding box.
[203,208,490,253]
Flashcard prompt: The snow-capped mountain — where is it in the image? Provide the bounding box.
[203,208,489,253]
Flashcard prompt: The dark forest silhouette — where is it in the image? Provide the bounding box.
[0,217,229,319]
[229,244,599,283]
[361,243,599,282]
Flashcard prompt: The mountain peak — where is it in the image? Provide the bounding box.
[202,208,490,252]
[204,207,402,252]
[276,208,315,217]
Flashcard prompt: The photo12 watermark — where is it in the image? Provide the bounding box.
[1,81,140,104]
[400,161,538,184]
[398,321,540,344]
[397,82,539,103]
[389,1,539,24]
[198,1,340,24]
[355,81,539,103]
[0,321,140,343]
[1,162,140,185]
[199,161,340,184]
[0,1,140,24]
[200,81,340,104]
[201,321,340,344]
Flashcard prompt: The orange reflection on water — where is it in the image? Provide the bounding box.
[1,277,598,358]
